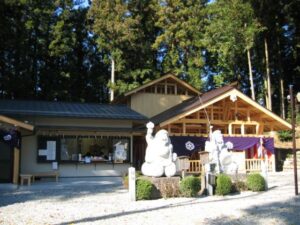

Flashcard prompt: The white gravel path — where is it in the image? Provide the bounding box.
[1,172,300,225]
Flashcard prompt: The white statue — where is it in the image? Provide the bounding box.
[205,130,238,174]
[141,122,177,177]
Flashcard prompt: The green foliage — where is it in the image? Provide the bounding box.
[277,130,293,142]
[180,176,201,197]
[216,174,232,195]
[0,0,299,115]
[203,0,263,87]
[246,173,266,192]
[136,178,154,200]
[122,171,142,189]
[153,0,205,90]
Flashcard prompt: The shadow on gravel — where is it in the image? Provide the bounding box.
[55,191,269,225]
[201,196,300,225]
[0,177,123,207]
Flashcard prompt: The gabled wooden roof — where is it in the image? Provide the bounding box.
[124,73,201,97]
[151,85,291,130]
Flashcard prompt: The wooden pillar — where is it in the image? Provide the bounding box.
[234,101,238,120]
[255,124,259,135]
[241,124,245,136]
[247,109,250,121]
[13,148,20,184]
[164,80,167,94]
[228,123,232,135]
[183,123,186,134]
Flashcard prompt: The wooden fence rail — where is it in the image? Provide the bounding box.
[245,159,273,172]
[187,160,202,174]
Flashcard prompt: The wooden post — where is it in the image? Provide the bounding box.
[128,167,136,201]
[241,124,245,136]
[228,123,232,135]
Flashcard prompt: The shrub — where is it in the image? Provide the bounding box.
[277,130,292,142]
[216,174,232,196]
[180,176,201,197]
[246,173,266,192]
[136,178,153,200]
[123,171,142,189]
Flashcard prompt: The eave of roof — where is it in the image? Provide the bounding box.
[124,73,201,97]
[0,115,34,131]
[150,85,292,130]
[0,100,147,121]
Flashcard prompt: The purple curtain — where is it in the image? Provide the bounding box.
[170,136,274,157]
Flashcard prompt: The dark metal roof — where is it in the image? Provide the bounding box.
[0,100,147,121]
[150,85,236,125]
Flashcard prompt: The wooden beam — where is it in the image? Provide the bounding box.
[232,89,292,129]
[124,73,200,96]
[177,118,259,126]
[0,115,34,131]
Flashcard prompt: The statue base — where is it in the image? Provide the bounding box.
[142,176,181,199]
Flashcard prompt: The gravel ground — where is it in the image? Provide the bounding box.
[0,172,300,225]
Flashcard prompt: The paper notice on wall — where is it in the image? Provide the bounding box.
[46,141,56,160]
[38,150,47,156]
[115,144,126,160]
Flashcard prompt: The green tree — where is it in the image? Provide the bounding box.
[153,0,207,90]
[204,0,263,97]
[88,0,142,99]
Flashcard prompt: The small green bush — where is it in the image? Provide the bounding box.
[180,176,201,197]
[136,178,153,200]
[123,171,142,189]
[216,174,232,196]
[277,130,292,142]
[246,173,266,192]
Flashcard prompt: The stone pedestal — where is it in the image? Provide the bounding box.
[143,176,181,198]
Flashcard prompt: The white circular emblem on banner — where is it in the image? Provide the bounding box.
[185,141,195,151]
[3,134,12,141]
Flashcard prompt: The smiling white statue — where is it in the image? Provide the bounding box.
[141,122,177,177]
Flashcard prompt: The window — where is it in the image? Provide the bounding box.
[37,136,130,163]
[60,137,79,161]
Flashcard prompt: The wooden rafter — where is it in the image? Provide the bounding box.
[160,89,291,130]
[0,115,34,131]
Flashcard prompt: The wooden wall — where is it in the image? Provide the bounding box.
[131,93,191,118]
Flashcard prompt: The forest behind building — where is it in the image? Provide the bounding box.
[0,0,299,120]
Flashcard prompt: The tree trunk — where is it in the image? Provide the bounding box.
[247,48,255,100]
[276,32,286,119]
[110,58,115,102]
[264,37,272,110]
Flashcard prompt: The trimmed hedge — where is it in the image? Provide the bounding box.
[246,173,266,192]
[136,178,153,200]
[216,174,232,196]
[180,176,201,197]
